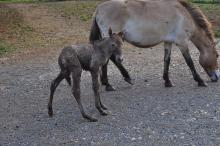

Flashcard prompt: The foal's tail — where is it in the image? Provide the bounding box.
[89,15,102,43]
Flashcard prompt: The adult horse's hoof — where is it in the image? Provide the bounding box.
[48,110,53,117]
[100,111,108,116]
[124,77,134,85]
[48,105,53,117]
[165,81,173,87]
[105,85,116,91]
[88,118,98,122]
[198,82,207,87]
[101,103,108,110]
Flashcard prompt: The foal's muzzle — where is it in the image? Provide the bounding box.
[209,70,220,82]
[115,55,123,63]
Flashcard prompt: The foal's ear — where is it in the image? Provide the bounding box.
[118,31,125,42]
[108,27,113,37]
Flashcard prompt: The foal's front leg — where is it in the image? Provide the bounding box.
[91,69,108,115]
[179,45,207,87]
[163,42,173,87]
[72,68,97,122]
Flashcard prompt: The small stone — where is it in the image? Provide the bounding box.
[138,136,142,140]
[131,137,136,141]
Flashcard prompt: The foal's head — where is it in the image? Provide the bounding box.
[106,28,124,63]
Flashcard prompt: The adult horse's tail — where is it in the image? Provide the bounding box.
[89,15,101,43]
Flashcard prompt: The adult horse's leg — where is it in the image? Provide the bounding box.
[179,44,207,86]
[110,55,133,85]
[101,60,116,91]
[101,57,133,91]
[163,42,173,87]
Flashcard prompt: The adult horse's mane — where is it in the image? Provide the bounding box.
[179,0,214,42]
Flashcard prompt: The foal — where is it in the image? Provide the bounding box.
[48,29,124,122]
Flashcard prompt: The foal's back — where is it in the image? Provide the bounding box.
[59,44,94,71]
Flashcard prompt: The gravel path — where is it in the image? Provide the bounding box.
[1,43,220,146]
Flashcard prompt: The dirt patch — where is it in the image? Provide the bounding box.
[0,2,219,60]
[0,1,98,61]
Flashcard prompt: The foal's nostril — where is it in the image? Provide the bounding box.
[120,57,124,62]
[116,56,123,63]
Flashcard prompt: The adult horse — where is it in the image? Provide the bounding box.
[90,0,220,90]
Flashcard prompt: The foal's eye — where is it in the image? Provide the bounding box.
[111,43,116,47]
[217,54,219,58]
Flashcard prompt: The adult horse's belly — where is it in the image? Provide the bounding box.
[123,18,174,48]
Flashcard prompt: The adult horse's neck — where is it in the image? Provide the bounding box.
[190,27,213,54]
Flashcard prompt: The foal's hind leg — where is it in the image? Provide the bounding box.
[179,44,207,87]
[163,42,173,87]
[91,69,108,115]
[48,71,67,117]
[71,68,97,122]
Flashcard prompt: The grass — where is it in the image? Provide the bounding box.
[0,41,14,56]
[215,29,220,37]
[0,4,35,55]
[0,1,219,57]
[46,1,101,22]
[0,0,37,2]
[191,0,220,4]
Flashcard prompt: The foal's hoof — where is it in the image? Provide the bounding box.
[124,77,134,85]
[165,81,173,87]
[198,82,207,87]
[88,117,98,122]
[84,115,98,122]
[48,105,53,117]
[105,85,116,91]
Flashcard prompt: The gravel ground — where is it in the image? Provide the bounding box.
[1,42,220,146]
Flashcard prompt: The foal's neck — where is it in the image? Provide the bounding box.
[94,47,112,63]
[93,40,113,62]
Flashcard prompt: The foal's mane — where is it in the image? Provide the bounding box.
[179,0,215,42]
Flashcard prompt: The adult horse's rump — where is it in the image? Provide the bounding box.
[90,0,219,87]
